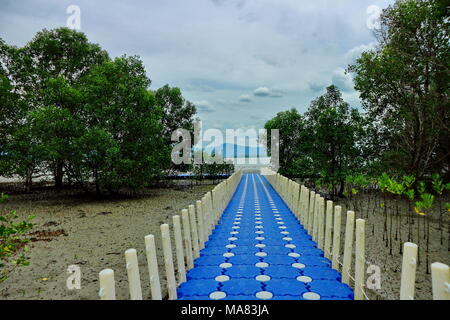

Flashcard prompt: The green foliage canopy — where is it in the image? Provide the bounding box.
[0,28,196,195]
[348,0,450,179]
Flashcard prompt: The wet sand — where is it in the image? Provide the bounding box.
[0,183,448,300]
[0,183,214,300]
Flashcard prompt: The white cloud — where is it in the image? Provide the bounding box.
[342,91,361,107]
[0,0,395,129]
[194,100,214,113]
[239,94,252,103]
[331,67,354,92]
[308,82,326,92]
[210,0,247,8]
[253,87,283,98]
[345,42,377,64]
[254,87,271,97]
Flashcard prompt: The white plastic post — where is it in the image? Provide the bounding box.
[125,248,143,300]
[172,215,186,284]
[342,211,355,285]
[286,178,289,201]
[324,200,333,259]
[220,183,225,216]
[189,205,200,259]
[144,235,162,300]
[291,183,297,216]
[182,209,194,270]
[196,200,205,249]
[215,186,221,221]
[431,262,450,300]
[287,178,290,195]
[292,181,300,208]
[312,194,317,239]
[313,194,321,242]
[318,197,325,250]
[400,242,418,300]
[160,224,177,300]
[221,183,225,215]
[296,183,302,218]
[303,187,309,223]
[201,196,208,238]
[279,176,283,197]
[210,190,216,224]
[293,183,299,215]
[203,195,211,237]
[296,186,303,221]
[302,188,310,226]
[280,175,284,193]
[307,191,316,233]
[99,269,116,300]
[290,181,296,210]
[211,188,218,223]
[207,195,213,237]
[207,192,214,230]
[354,219,365,300]
[217,184,222,214]
[332,205,342,271]
[284,178,292,209]
[286,180,291,208]
[218,186,223,221]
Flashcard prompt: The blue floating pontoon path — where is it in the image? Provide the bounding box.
[178,174,354,300]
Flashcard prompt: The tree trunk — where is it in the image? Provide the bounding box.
[94,168,101,196]
[54,160,64,189]
[338,179,345,198]
[25,175,33,193]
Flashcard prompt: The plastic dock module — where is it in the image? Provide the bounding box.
[177,174,354,301]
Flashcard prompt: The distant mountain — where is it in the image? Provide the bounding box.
[194,143,268,158]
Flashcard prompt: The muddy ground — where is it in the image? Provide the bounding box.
[0,182,214,300]
[0,181,448,300]
[334,193,449,300]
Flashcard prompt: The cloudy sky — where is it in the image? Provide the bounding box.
[0,0,395,131]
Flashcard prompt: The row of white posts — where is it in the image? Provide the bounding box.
[262,170,367,300]
[262,169,449,300]
[98,170,243,300]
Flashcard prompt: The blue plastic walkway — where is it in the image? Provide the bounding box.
[178,174,354,300]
